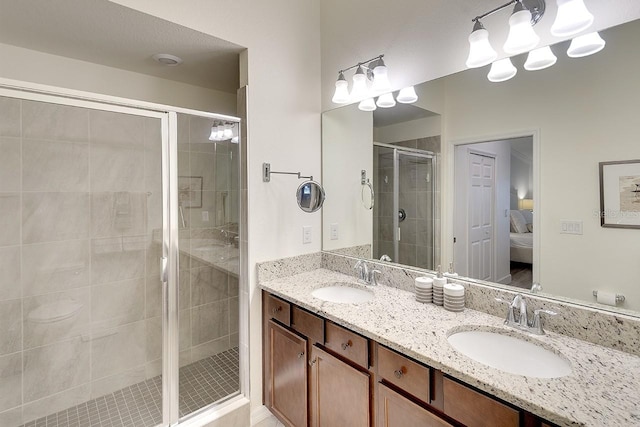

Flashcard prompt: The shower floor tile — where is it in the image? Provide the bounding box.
[19,347,239,427]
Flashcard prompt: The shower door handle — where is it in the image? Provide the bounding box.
[160,256,168,283]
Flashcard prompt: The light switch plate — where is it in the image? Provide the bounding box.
[201,211,209,222]
[330,223,339,240]
[303,226,312,244]
[560,220,583,235]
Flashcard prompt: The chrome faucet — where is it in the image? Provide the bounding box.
[354,259,381,286]
[495,294,557,335]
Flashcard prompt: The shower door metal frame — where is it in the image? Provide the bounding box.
[0,78,244,427]
[374,142,437,267]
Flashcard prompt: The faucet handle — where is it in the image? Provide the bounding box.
[531,309,557,335]
[495,298,516,324]
[369,269,381,286]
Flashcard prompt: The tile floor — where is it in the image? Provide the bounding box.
[253,414,285,427]
[18,347,239,427]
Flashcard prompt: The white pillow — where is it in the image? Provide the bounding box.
[510,210,529,233]
[519,209,533,225]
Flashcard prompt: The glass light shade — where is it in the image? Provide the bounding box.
[350,67,369,100]
[567,32,605,58]
[551,0,594,37]
[371,64,391,94]
[487,58,517,82]
[524,46,557,71]
[503,9,540,55]
[208,125,217,141]
[358,98,377,111]
[231,136,239,144]
[466,28,497,68]
[397,86,418,104]
[216,125,224,140]
[331,73,350,104]
[376,93,396,108]
[223,124,233,139]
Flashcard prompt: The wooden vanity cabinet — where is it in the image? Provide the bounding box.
[309,344,372,427]
[267,320,308,427]
[377,383,453,427]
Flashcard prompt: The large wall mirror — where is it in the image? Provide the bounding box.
[321,18,640,315]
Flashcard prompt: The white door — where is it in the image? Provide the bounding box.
[468,153,495,281]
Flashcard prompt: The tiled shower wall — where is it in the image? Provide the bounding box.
[0,97,238,426]
[373,136,441,270]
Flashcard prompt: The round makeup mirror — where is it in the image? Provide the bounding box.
[296,180,326,213]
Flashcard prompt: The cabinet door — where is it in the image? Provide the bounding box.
[268,320,308,427]
[309,345,370,427]
[377,383,453,427]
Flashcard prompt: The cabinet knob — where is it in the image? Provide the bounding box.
[394,367,406,379]
[309,358,317,366]
[341,341,352,350]
[298,352,305,359]
[272,306,282,315]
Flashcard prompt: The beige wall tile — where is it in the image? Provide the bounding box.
[0,97,21,137]
[21,240,90,297]
[191,300,229,346]
[91,320,145,380]
[229,297,239,335]
[0,352,22,412]
[191,336,230,363]
[145,316,161,363]
[22,100,88,143]
[91,278,145,326]
[190,152,215,191]
[0,247,20,301]
[90,365,146,400]
[0,138,20,192]
[0,194,20,247]
[90,143,145,192]
[89,110,144,146]
[0,299,21,356]
[90,192,146,238]
[22,139,89,192]
[191,266,229,306]
[23,337,90,403]
[22,192,90,244]
[91,239,145,285]
[22,384,90,424]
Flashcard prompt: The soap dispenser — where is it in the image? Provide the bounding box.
[444,262,459,280]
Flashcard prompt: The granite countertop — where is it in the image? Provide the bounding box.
[259,268,640,427]
[184,238,239,277]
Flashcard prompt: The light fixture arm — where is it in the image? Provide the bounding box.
[263,163,313,182]
[473,0,545,26]
[337,54,385,75]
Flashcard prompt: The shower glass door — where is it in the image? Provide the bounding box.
[0,87,241,427]
[373,144,435,269]
[0,90,167,427]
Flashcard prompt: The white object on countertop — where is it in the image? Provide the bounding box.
[415,277,433,289]
[444,283,465,297]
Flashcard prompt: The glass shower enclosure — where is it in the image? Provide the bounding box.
[373,143,436,270]
[0,84,241,427]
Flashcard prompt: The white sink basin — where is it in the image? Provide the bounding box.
[311,284,374,304]
[447,330,572,378]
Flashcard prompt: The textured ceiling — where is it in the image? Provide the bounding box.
[0,0,243,93]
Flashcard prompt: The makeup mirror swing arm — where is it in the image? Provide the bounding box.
[262,162,312,182]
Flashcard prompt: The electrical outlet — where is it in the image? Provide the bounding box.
[330,223,339,240]
[201,211,209,222]
[303,226,312,244]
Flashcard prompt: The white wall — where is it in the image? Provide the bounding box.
[443,21,640,310]
[511,148,533,208]
[0,43,237,114]
[322,104,373,250]
[373,115,441,143]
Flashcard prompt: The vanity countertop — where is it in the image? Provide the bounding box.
[259,268,640,427]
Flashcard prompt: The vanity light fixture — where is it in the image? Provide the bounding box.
[524,45,557,70]
[350,65,369,100]
[331,72,350,104]
[376,92,396,108]
[396,86,418,104]
[466,20,498,68]
[208,122,238,142]
[488,58,518,82]
[358,98,377,111]
[503,1,540,55]
[567,31,605,58]
[550,0,594,37]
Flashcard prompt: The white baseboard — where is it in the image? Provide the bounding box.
[251,405,273,425]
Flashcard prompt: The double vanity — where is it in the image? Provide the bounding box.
[259,256,640,427]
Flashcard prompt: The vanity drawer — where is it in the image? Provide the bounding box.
[377,344,430,403]
[291,305,324,344]
[443,377,519,427]
[264,293,290,326]
[324,321,368,369]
